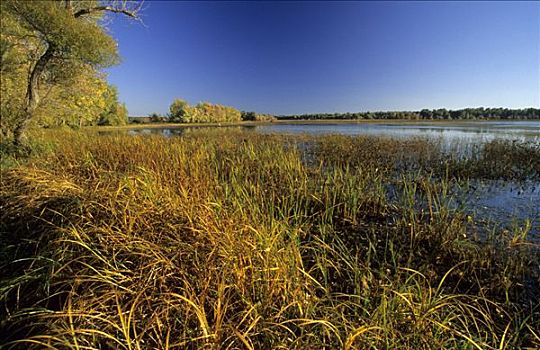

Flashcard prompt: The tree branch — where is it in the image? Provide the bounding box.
[73,2,142,19]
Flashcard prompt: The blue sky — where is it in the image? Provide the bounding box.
[105,1,540,116]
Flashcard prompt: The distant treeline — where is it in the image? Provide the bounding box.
[129,106,540,124]
[279,108,539,120]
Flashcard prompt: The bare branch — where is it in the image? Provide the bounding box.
[73,1,143,19]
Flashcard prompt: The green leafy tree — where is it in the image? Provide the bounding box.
[1,0,141,145]
[241,111,257,121]
[149,112,165,123]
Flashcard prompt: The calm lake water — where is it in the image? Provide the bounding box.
[250,120,540,143]
[128,120,540,145]
[125,121,540,239]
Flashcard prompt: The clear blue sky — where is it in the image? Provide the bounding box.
[105,1,540,116]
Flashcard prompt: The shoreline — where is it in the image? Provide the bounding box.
[93,118,540,131]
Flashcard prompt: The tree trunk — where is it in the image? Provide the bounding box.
[13,46,54,146]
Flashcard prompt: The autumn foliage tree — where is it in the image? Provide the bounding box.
[98,85,128,126]
[1,0,141,145]
[168,99,243,123]
[187,102,242,123]
[168,98,190,123]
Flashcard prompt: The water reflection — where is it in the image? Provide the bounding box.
[456,180,540,240]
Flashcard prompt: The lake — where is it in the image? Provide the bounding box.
[127,120,540,145]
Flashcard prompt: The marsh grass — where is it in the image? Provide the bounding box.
[1,130,538,349]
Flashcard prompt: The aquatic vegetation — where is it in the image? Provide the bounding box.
[1,130,538,349]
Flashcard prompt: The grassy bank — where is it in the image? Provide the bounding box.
[1,130,539,349]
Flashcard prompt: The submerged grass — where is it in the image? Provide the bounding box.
[1,130,539,349]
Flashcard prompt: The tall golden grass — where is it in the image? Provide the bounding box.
[1,130,538,349]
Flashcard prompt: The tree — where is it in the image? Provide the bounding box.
[241,111,275,122]
[148,112,165,123]
[168,98,245,123]
[0,6,30,138]
[168,99,190,122]
[1,0,141,145]
[37,67,109,128]
[420,109,432,119]
[98,84,128,126]
[241,111,257,121]
[189,102,242,123]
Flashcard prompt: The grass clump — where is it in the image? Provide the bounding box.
[1,130,539,349]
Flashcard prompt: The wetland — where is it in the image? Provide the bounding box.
[2,124,539,348]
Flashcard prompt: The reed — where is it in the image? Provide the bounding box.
[1,130,538,349]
